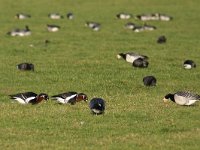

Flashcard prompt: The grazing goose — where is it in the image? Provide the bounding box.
[9,92,49,104]
[7,25,31,37]
[163,91,200,106]
[116,13,132,19]
[143,76,156,86]
[89,98,105,115]
[157,35,167,44]
[47,24,60,32]
[143,24,157,31]
[66,12,74,19]
[183,60,196,69]
[133,58,149,68]
[117,52,148,63]
[15,13,31,19]
[133,26,145,32]
[159,14,173,21]
[85,21,101,31]
[136,13,159,21]
[51,91,88,105]
[136,13,172,21]
[17,63,34,71]
[124,22,136,29]
[48,13,63,19]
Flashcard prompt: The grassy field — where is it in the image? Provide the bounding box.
[0,0,200,149]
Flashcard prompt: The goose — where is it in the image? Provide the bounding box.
[66,12,74,19]
[117,52,148,63]
[143,24,157,31]
[159,14,173,21]
[89,98,105,115]
[47,24,60,32]
[116,13,132,19]
[15,13,31,19]
[17,63,34,71]
[51,91,88,105]
[9,92,49,104]
[157,35,167,44]
[132,58,149,68]
[85,21,101,31]
[163,91,200,106]
[183,60,196,69]
[124,22,136,29]
[136,13,159,21]
[133,26,145,32]
[48,13,63,19]
[7,25,31,37]
[143,76,156,86]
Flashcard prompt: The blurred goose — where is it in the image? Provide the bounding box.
[17,63,34,71]
[183,60,196,69]
[47,24,60,32]
[15,13,31,19]
[143,76,156,86]
[66,12,74,19]
[157,35,167,44]
[85,21,101,31]
[48,13,63,19]
[7,25,31,37]
[117,52,148,63]
[143,24,156,31]
[89,98,105,115]
[133,26,145,32]
[163,91,200,106]
[9,92,49,104]
[116,13,132,19]
[51,91,88,105]
[133,58,149,68]
[136,13,159,21]
[124,22,136,29]
[159,14,173,21]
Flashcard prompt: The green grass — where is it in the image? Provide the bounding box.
[0,0,200,149]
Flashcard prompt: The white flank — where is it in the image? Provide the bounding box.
[186,100,198,106]
[13,97,26,104]
[25,96,36,103]
[65,94,77,103]
[184,64,192,69]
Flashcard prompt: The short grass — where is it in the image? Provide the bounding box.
[0,0,200,149]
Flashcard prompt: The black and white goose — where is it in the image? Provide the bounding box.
[48,13,63,19]
[133,58,149,68]
[124,22,136,30]
[116,13,132,19]
[163,91,200,106]
[9,92,49,104]
[85,21,101,31]
[66,12,74,19]
[159,14,173,21]
[133,26,145,32]
[7,25,31,37]
[143,76,156,86]
[143,24,157,31]
[89,98,105,115]
[51,91,88,105]
[136,13,159,21]
[157,35,167,44]
[47,24,60,32]
[117,52,148,63]
[15,13,31,19]
[183,60,196,69]
[17,63,34,71]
